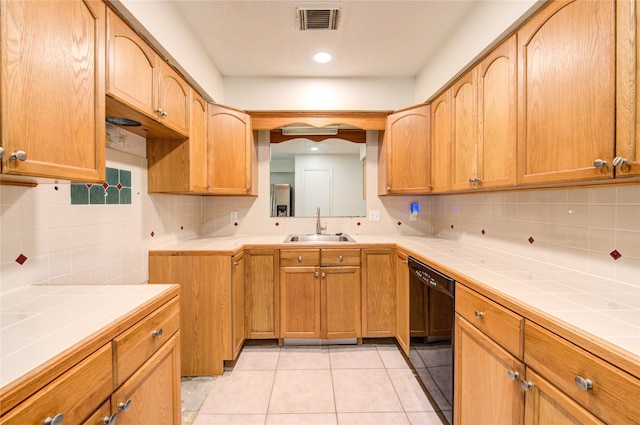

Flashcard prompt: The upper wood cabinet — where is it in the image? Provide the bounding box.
[147,88,208,193]
[106,8,188,138]
[430,90,452,193]
[517,0,616,185]
[0,0,105,182]
[450,69,478,191]
[477,35,517,189]
[616,0,640,178]
[208,104,258,195]
[378,104,431,195]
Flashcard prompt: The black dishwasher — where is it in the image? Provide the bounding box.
[408,257,455,425]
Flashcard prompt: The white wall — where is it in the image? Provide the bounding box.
[414,0,541,102]
[223,77,415,111]
[112,0,225,102]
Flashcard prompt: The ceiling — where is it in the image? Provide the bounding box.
[173,1,480,78]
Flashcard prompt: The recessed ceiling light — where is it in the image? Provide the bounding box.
[310,146,319,151]
[314,52,332,63]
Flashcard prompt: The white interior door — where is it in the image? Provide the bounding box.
[301,169,332,217]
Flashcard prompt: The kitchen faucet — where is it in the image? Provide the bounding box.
[316,207,326,235]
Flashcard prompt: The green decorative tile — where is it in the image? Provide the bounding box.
[119,170,131,187]
[105,186,120,204]
[89,185,105,204]
[70,184,89,205]
[106,167,119,185]
[120,188,132,204]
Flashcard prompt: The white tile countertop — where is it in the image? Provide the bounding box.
[153,234,640,366]
[0,284,177,390]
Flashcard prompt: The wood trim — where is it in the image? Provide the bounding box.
[249,111,388,130]
[269,129,366,144]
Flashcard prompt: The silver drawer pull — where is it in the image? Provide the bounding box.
[474,310,484,319]
[575,376,593,391]
[11,150,27,162]
[507,370,520,381]
[152,328,163,337]
[338,255,343,261]
[43,413,64,425]
[519,379,533,391]
[298,255,302,262]
[118,399,132,412]
[102,413,118,425]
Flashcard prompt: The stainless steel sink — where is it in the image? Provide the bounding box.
[283,234,356,243]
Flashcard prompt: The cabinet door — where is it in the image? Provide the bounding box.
[106,8,158,117]
[517,0,615,184]
[1,0,105,182]
[232,252,246,359]
[321,266,361,339]
[208,104,256,195]
[381,105,431,194]
[523,368,605,425]
[395,251,410,356]
[450,69,478,191]
[280,267,321,338]
[246,250,280,339]
[361,249,396,337]
[157,61,190,136]
[616,0,640,178]
[478,35,517,189]
[454,315,524,425]
[189,89,209,192]
[112,333,181,425]
[430,90,452,193]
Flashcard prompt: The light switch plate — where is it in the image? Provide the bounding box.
[369,210,380,222]
[230,211,238,223]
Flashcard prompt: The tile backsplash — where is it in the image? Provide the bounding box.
[70,167,132,205]
[1,127,638,292]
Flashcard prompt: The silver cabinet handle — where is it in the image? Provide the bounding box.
[234,261,239,266]
[102,413,118,425]
[612,156,628,167]
[298,256,303,262]
[315,271,319,277]
[468,178,481,184]
[507,370,520,381]
[386,186,391,191]
[519,379,533,391]
[118,399,132,412]
[321,272,326,278]
[11,150,27,161]
[43,413,64,425]
[155,108,168,117]
[152,328,163,337]
[575,376,593,391]
[402,259,408,264]
[593,159,607,168]
[338,256,343,262]
[474,310,484,319]
[0,147,5,159]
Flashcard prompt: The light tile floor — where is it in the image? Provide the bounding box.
[183,343,446,425]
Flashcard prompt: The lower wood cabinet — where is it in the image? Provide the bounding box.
[232,252,246,358]
[280,266,322,338]
[361,248,396,337]
[321,266,361,339]
[454,314,525,425]
[395,250,410,356]
[0,293,181,425]
[246,249,280,339]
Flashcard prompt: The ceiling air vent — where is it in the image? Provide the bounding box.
[298,8,339,31]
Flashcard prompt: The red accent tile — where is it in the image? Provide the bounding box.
[102,182,109,189]
[150,231,155,237]
[610,250,622,260]
[86,184,93,188]
[180,226,184,230]
[528,237,535,244]
[117,183,123,190]
[275,222,280,227]
[15,254,27,265]
[357,222,361,226]
[481,229,486,235]
[397,221,402,226]
[234,222,238,227]
[450,225,454,229]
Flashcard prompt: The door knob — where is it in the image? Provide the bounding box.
[10,150,27,161]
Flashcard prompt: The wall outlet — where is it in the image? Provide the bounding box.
[230,211,238,223]
[369,210,380,222]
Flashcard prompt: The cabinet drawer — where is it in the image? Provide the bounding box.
[455,284,523,358]
[113,297,180,387]
[280,249,320,267]
[524,321,640,425]
[321,249,361,266]
[2,344,112,425]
